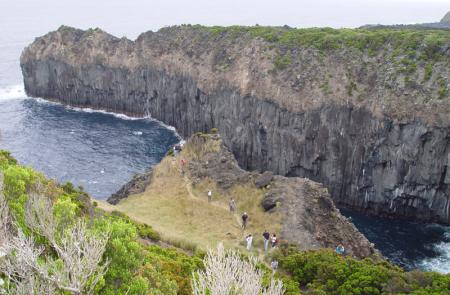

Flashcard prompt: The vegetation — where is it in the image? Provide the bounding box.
[272,244,450,294]
[0,151,202,294]
[192,244,284,294]
[182,25,449,61]
[2,150,450,294]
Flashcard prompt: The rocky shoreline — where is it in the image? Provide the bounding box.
[21,26,450,223]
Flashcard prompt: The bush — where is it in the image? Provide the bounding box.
[274,54,292,70]
[273,245,450,295]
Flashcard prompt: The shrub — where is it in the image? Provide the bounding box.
[274,54,292,70]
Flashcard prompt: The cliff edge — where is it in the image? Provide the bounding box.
[102,133,376,258]
[21,25,450,223]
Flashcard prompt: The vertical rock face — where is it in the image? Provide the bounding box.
[21,26,450,223]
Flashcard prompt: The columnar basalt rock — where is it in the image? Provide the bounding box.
[21,26,450,223]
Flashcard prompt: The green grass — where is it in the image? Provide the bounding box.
[99,151,281,255]
[175,25,450,61]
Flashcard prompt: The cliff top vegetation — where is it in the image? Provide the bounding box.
[161,24,449,61]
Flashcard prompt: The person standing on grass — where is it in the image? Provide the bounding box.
[246,234,253,250]
[207,190,212,202]
[241,212,248,229]
[271,233,277,248]
[262,230,270,252]
[180,158,187,175]
[271,260,279,275]
[229,198,236,213]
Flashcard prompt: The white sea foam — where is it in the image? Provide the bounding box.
[0,84,182,138]
[133,131,143,136]
[419,241,450,274]
[0,84,26,100]
[67,106,145,121]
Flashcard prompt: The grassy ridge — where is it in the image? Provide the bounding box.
[168,25,450,60]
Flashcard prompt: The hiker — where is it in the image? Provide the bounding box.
[229,198,236,213]
[207,190,212,202]
[241,212,249,229]
[271,234,277,248]
[335,244,345,255]
[180,158,187,175]
[271,260,279,274]
[246,234,253,250]
[262,230,270,252]
[173,145,179,156]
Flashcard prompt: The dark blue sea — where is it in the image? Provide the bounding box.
[0,0,449,273]
[0,92,179,199]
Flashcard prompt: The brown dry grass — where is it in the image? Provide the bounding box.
[98,148,281,256]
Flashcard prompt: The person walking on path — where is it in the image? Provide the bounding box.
[271,260,279,275]
[207,190,212,202]
[246,234,253,250]
[241,212,249,229]
[229,198,236,213]
[262,230,270,252]
[271,234,278,248]
[180,158,187,175]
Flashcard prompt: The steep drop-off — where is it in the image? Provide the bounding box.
[21,26,450,223]
[102,133,376,258]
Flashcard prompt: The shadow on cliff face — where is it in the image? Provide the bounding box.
[20,26,450,223]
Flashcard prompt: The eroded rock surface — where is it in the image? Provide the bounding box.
[108,169,153,204]
[183,134,377,258]
[21,26,450,223]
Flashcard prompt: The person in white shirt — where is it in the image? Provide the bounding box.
[271,234,277,248]
[246,234,253,250]
[207,190,212,202]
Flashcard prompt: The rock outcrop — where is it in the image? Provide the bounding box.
[21,26,450,223]
[107,169,153,204]
[182,133,377,258]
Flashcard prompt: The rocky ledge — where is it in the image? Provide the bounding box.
[21,25,450,223]
[148,133,378,258]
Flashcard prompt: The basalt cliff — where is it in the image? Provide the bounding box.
[21,25,450,223]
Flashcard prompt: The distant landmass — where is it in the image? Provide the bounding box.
[361,10,450,30]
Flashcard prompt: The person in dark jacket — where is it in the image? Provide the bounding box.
[263,230,270,252]
[241,212,248,229]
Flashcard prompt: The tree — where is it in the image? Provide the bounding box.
[192,244,284,295]
[0,174,109,295]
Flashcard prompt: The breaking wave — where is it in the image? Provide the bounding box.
[0,84,26,100]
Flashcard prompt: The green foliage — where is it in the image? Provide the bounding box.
[144,246,204,295]
[273,245,450,295]
[0,150,17,167]
[53,194,78,229]
[193,25,449,60]
[1,164,39,234]
[210,127,219,134]
[136,223,161,241]
[274,54,292,70]
[110,210,160,241]
[166,148,174,157]
[3,150,450,294]
[423,63,433,81]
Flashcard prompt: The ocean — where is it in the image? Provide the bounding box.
[1,2,449,273]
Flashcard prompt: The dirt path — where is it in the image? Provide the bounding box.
[174,157,243,227]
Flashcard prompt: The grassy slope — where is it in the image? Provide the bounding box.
[99,150,281,256]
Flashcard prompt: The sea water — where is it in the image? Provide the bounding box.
[0,0,449,273]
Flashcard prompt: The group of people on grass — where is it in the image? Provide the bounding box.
[245,230,278,251]
[172,143,345,259]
